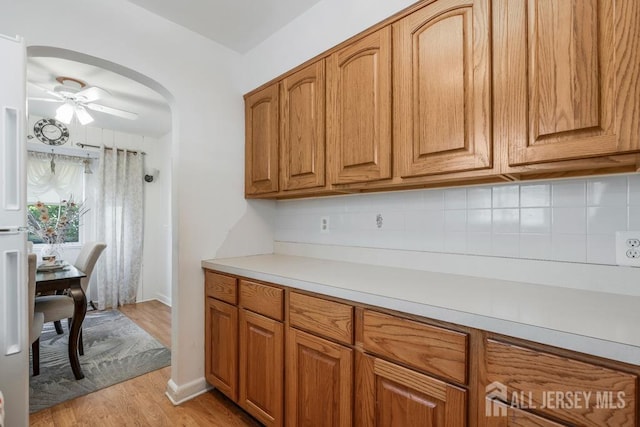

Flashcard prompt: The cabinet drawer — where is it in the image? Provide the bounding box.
[205,270,237,304]
[239,280,283,321]
[362,310,467,384]
[289,292,353,345]
[486,339,637,426]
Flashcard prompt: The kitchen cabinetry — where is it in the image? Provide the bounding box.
[483,339,637,427]
[245,84,279,195]
[502,0,640,168]
[393,0,492,178]
[327,27,392,185]
[280,61,326,191]
[204,272,238,401]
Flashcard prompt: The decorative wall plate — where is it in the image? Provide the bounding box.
[33,118,70,146]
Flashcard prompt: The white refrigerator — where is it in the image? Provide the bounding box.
[0,33,28,427]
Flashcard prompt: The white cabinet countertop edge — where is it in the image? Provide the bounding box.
[201,254,640,365]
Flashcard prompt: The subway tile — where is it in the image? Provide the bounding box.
[467,209,492,232]
[552,180,586,207]
[467,232,492,255]
[552,234,587,263]
[587,206,627,234]
[423,189,445,210]
[520,233,552,260]
[445,231,467,253]
[552,207,587,235]
[520,208,551,233]
[424,210,446,232]
[587,234,617,265]
[629,206,640,230]
[587,176,627,207]
[491,233,520,258]
[444,188,467,210]
[422,230,445,252]
[493,209,520,233]
[492,185,520,208]
[629,174,640,206]
[445,210,467,232]
[520,184,551,207]
[467,187,492,209]
[375,211,405,231]
[405,210,445,232]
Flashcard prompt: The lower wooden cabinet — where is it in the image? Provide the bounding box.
[239,309,284,427]
[484,401,568,427]
[357,352,467,426]
[205,297,238,401]
[286,327,353,427]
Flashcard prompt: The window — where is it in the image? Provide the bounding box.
[27,151,87,245]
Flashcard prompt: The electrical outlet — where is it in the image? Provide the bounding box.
[616,231,640,267]
[320,216,330,234]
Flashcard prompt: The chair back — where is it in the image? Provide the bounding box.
[74,242,107,292]
[28,253,37,323]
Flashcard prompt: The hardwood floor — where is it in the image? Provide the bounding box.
[30,300,261,427]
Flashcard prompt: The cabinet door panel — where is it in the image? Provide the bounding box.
[328,27,392,184]
[286,328,352,427]
[357,353,466,427]
[394,0,492,178]
[245,84,279,195]
[485,401,568,427]
[205,298,238,401]
[280,61,325,190]
[506,0,640,165]
[239,310,283,427]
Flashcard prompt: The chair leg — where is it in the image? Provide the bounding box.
[79,328,84,356]
[54,320,64,334]
[32,338,40,376]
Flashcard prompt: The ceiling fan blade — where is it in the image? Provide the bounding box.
[75,86,110,103]
[86,103,138,120]
[28,82,65,100]
[28,97,63,103]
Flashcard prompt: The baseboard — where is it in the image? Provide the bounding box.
[154,293,172,307]
[165,377,211,405]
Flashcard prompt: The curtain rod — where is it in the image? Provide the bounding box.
[75,143,146,155]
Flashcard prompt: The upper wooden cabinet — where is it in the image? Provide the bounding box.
[327,27,392,184]
[394,0,492,178]
[280,61,326,191]
[504,0,640,166]
[245,84,279,195]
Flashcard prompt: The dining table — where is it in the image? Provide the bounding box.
[35,264,87,380]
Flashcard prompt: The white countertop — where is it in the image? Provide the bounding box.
[202,254,640,365]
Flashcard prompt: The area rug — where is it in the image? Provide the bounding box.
[29,309,171,413]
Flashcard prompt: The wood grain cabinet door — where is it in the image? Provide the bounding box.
[357,353,466,427]
[504,0,640,166]
[239,309,284,427]
[286,328,353,427]
[484,401,569,427]
[245,84,279,195]
[280,61,326,191]
[394,0,492,178]
[327,27,392,184]
[205,298,238,401]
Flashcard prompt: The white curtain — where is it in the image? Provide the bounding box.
[27,152,84,203]
[96,146,144,309]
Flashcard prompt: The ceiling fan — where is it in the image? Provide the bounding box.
[29,76,138,125]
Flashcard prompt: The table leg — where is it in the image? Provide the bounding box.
[67,279,87,380]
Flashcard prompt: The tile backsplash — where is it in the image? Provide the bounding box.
[275,174,640,266]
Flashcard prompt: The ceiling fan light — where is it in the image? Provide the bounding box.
[55,103,74,124]
[75,106,94,125]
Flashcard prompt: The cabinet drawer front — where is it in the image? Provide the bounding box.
[289,292,353,345]
[205,270,237,304]
[240,280,284,321]
[363,310,467,384]
[486,339,637,426]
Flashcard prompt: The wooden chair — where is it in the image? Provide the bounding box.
[34,242,106,357]
[28,253,44,376]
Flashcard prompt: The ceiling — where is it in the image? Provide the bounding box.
[27,57,172,138]
[127,0,323,53]
[26,1,322,138]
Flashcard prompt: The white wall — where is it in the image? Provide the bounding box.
[1,0,274,404]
